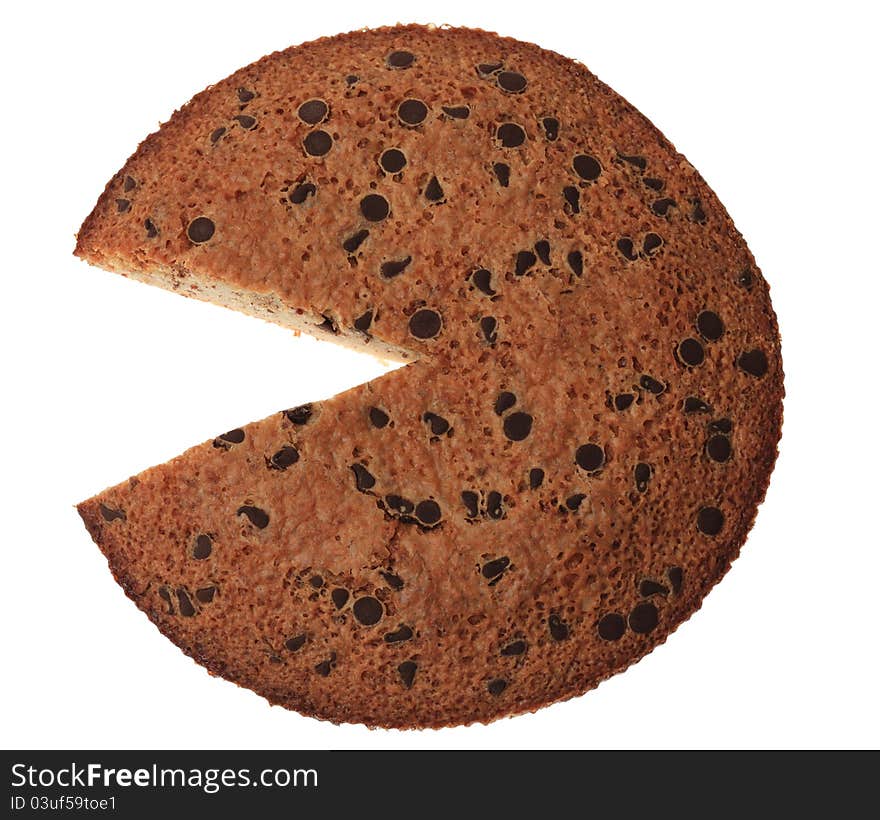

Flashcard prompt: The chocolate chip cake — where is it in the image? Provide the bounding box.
[74,24,783,728]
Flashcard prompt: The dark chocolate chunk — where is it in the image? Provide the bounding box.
[541,117,559,141]
[494,391,516,415]
[617,153,647,170]
[384,625,413,643]
[317,314,338,335]
[480,316,498,344]
[503,411,533,441]
[737,349,769,378]
[706,435,732,463]
[285,634,307,652]
[614,393,635,411]
[379,148,407,174]
[187,216,215,244]
[737,268,754,289]
[116,198,130,213]
[218,428,245,444]
[381,572,404,591]
[144,218,159,238]
[408,309,442,339]
[643,177,664,191]
[482,556,510,579]
[423,412,450,436]
[386,50,415,69]
[497,122,525,148]
[683,396,711,414]
[298,99,328,125]
[343,229,369,253]
[315,658,334,677]
[398,98,428,125]
[361,193,390,222]
[193,534,212,560]
[634,462,652,493]
[528,468,544,489]
[289,182,317,204]
[415,500,442,526]
[696,310,724,342]
[575,443,605,473]
[158,587,173,614]
[677,337,705,367]
[628,603,659,634]
[617,237,638,261]
[497,71,527,93]
[651,198,676,217]
[331,588,349,609]
[237,87,255,103]
[195,586,216,604]
[424,176,445,202]
[123,175,136,192]
[492,162,510,187]
[643,233,663,255]
[667,566,684,593]
[573,154,602,181]
[99,504,125,523]
[269,446,300,470]
[380,256,412,278]
[639,579,669,598]
[515,250,536,275]
[303,130,332,157]
[597,613,626,641]
[177,588,195,618]
[565,493,586,511]
[353,596,383,626]
[461,491,480,518]
[690,198,707,223]
[237,505,269,529]
[567,250,583,276]
[472,268,496,296]
[442,105,470,119]
[309,574,324,589]
[697,506,725,536]
[486,491,504,519]
[210,127,226,143]
[369,407,390,428]
[385,495,414,515]
[346,74,359,86]
[548,613,570,641]
[640,375,666,395]
[398,660,417,688]
[501,640,526,656]
[563,186,580,214]
[709,418,733,434]
[350,463,376,492]
[487,679,508,696]
[233,114,256,130]
[534,240,551,265]
[354,310,373,332]
[284,404,313,425]
[477,62,503,76]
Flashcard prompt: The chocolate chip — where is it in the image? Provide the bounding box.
[651,198,676,217]
[706,435,732,463]
[690,198,707,223]
[709,418,733,434]
[176,589,195,617]
[737,268,754,289]
[408,309,442,339]
[195,586,216,604]
[298,99,328,125]
[361,194,390,222]
[269,446,299,470]
[442,105,470,119]
[534,240,551,265]
[187,216,215,244]
[219,428,245,444]
[643,233,663,255]
[477,62,503,76]
[315,658,333,677]
[617,238,638,261]
[317,313,338,335]
[331,588,349,609]
[667,566,684,593]
[567,250,583,276]
[563,186,580,214]
[424,176,444,202]
[683,397,711,414]
[515,250,536,275]
[346,74,358,86]
[158,587,173,614]
[193,534,212,560]
[285,634,307,652]
[492,162,510,187]
[503,411,533,441]
[494,391,516,415]
[597,613,626,641]
[237,87,255,103]
[697,506,725,536]
[309,574,324,589]
[415,500,442,526]
[116,198,130,213]
[354,310,374,332]
[486,491,504,519]
[233,114,256,130]
[379,148,407,174]
[639,580,669,598]
[353,596,383,626]
[501,640,526,656]
[488,679,508,696]
[677,338,705,367]
[548,613,570,641]
[381,572,404,591]
[210,127,226,143]
[696,310,724,341]
[472,268,496,296]
[398,660,417,688]
[99,504,125,523]
[384,625,413,643]
[423,412,450,436]
[640,375,666,395]
[123,175,136,192]
[387,50,415,69]
[380,256,412,278]
[529,468,544,489]
[541,117,559,141]
[144,218,159,238]
[350,463,376,492]
[289,183,316,204]
[237,505,269,529]
[634,463,652,492]
[565,493,586,511]
[497,122,525,148]
[629,603,658,634]
[343,229,369,253]
[644,177,664,191]
[737,349,769,378]
[284,404,313,425]
[480,316,498,344]
[398,98,428,126]
[575,443,605,473]
[614,393,635,411]
[303,130,332,157]
[385,495,415,518]
[618,153,647,170]
[482,557,510,579]
[461,491,480,518]
[497,71,527,93]
[369,407,390,428]
[573,154,601,181]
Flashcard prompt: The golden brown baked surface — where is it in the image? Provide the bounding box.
[75,24,783,727]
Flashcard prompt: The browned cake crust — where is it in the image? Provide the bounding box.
[75,24,783,728]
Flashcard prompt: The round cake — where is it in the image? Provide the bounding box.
[75,24,783,727]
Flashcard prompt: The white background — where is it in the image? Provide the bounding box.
[1,0,877,750]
